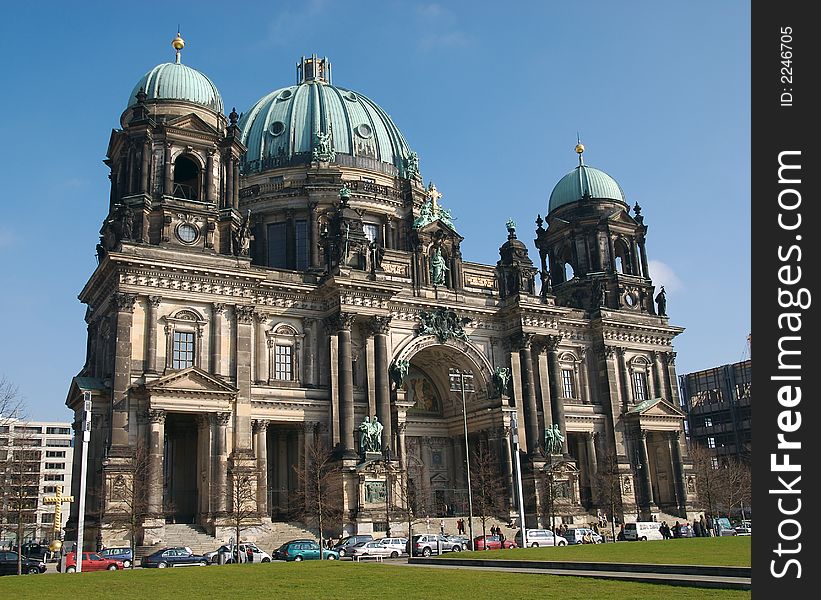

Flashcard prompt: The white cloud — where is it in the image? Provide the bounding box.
[648,260,683,293]
[417,3,447,18]
[418,30,470,51]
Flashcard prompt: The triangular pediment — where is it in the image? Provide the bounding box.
[416,219,463,240]
[145,366,237,395]
[165,113,220,135]
[627,397,685,418]
[606,208,638,226]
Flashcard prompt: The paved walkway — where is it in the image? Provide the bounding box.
[404,559,751,591]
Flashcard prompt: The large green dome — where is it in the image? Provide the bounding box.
[127,62,224,113]
[239,56,416,177]
[548,164,626,213]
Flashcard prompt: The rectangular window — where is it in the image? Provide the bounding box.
[46,439,72,447]
[363,223,379,243]
[295,219,308,271]
[710,457,720,469]
[267,222,287,268]
[46,427,71,435]
[45,462,65,470]
[703,417,713,427]
[707,437,716,449]
[44,474,65,481]
[561,369,575,398]
[45,451,66,458]
[633,372,648,402]
[274,345,293,380]
[14,426,42,434]
[41,513,55,524]
[43,486,57,494]
[172,331,195,369]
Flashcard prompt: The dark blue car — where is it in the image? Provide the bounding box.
[99,547,134,568]
[141,547,208,568]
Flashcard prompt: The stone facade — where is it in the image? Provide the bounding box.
[65,53,695,549]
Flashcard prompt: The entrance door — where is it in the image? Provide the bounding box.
[164,413,199,523]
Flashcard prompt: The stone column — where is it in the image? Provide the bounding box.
[397,422,407,470]
[617,348,634,405]
[234,306,255,452]
[233,161,240,209]
[195,322,205,369]
[535,345,554,430]
[196,414,212,515]
[517,333,541,455]
[277,433,288,511]
[503,425,516,509]
[663,352,681,406]
[145,296,161,373]
[253,420,269,516]
[224,153,234,209]
[651,351,664,398]
[140,137,151,194]
[212,412,230,513]
[332,312,357,456]
[147,409,166,514]
[255,312,268,384]
[302,318,316,387]
[579,348,592,404]
[211,303,225,376]
[371,316,393,454]
[111,292,136,450]
[586,432,598,478]
[546,335,568,454]
[205,148,215,203]
[668,430,687,512]
[637,429,654,506]
[309,202,320,269]
[163,143,173,196]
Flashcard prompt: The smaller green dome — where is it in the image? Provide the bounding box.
[128,62,223,113]
[548,164,626,213]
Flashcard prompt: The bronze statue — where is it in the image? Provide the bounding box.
[655,286,667,316]
[430,247,448,286]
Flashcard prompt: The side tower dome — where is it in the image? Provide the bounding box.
[535,143,660,316]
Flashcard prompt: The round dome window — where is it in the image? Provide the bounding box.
[355,124,373,139]
[176,223,199,244]
[345,92,358,102]
[269,121,286,136]
[278,89,293,100]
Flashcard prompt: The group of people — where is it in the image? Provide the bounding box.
[660,514,719,539]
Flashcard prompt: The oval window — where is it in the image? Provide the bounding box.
[177,223,198,244]
[278,89,293,100]
[269,121,286,136]
[355,124,372,139]
[345,92,358,102]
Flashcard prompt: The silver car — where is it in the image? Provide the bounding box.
[375,537,407,557]
[349,540,399,559]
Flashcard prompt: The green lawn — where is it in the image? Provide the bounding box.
[442,536,751,567]
[0,562,750,600]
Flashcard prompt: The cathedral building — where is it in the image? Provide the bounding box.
[65,36,696,548]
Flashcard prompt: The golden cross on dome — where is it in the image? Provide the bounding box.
[427,182,442,211]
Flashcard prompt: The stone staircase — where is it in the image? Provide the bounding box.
[252,522,319,553]
[136,524,221,559]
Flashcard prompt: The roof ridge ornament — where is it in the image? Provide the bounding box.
[172,31,185,64]
[575,133,585,166]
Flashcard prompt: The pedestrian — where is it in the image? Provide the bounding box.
[617,524,625,541]
[659,522,667,540]
[247,545,254,563]
[705,514,714,537]
[440,519,445,535]
[457,518,465,535]
[699,514,707,537]
[672,521,681,538]
[693,519,702,537]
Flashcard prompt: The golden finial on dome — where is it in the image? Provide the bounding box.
[575,133,585,165]
[172,31,185,63]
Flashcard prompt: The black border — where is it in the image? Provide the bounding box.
[752,2,818,594]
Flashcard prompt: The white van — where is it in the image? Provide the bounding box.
[623,521,663,541]
[514,529,568,547]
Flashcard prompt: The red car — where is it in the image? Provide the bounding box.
[473,535,517,550]
[59,552,124,573]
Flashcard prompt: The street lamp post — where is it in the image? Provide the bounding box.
[509,412,527,548]
[74,391,92,573]
[450,369,475,550]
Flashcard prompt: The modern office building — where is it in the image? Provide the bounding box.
[679,359,751,465]
[0,418,74,543]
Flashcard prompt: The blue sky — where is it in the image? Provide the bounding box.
[0,1,750,420]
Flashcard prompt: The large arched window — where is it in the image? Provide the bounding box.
[173,155,200,200]
[267,324,302,382]
[162,309,207,371]
[614,238,633,275]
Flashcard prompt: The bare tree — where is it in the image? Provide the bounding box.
[291,437,342,557]
[714,456,752,518]
[226,469,258,562]
[390,463,432,552]
[689,443,721,520]
[103,444,150,567]
[471,444,507,547]
[592,451,623,542]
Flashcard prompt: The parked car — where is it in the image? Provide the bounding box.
[564,528,604,544]
[514,529,568,547]
[0,551,47,575]
[734,520,752,536]
[140,547,208,568]
[332,534,373,558]
[472,535,517,550]
[99,547,134,568]
[623,522,664,541]
[20,543,51,562]
[272,539,315,561]
[206,542,272,564]
[60,551,124,572]
[349,540,400,559]
[444,534,470,549]
[277,540,339,561]
[715,517,737,536]
[408,534,463,556]
[375,537,408,556]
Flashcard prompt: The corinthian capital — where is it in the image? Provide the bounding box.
[114,292,137,312]
[235,305,256,324]
[326,311,356,332]
[370,315,392,336]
